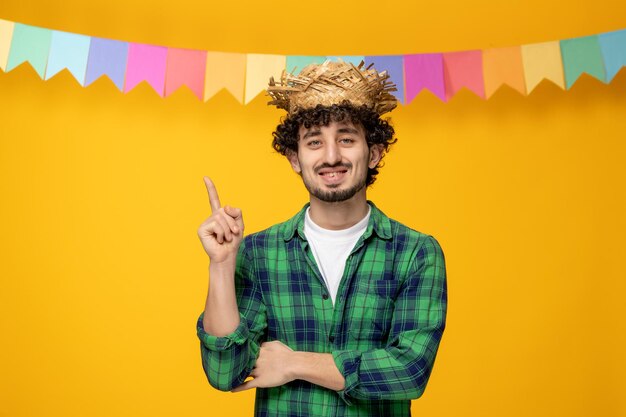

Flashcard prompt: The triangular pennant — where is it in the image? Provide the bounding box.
[482,46,526,97]
[165,48,207,100]
[443,50,485,100]
[599,29,626,82]
[560,36,607,89]
[204,52,246,103]
[124,43,167,96]
[521,41,565,92]
[245,54,285,104]
[45,31,91,85]
[84,38,129,91]
[404,53,445,102]
[6,24,52,78]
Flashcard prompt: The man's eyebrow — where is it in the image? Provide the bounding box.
[301,126,359,140]
[337,127,359,135]
[302,129,321,141]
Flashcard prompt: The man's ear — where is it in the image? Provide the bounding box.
[286,149,301,174]
[368,144,384,169]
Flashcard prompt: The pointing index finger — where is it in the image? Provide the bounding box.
[203,176,221,213]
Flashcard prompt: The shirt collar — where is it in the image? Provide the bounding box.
[282,200,392,242]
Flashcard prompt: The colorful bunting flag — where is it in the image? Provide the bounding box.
[521,41,565,92]
[482,47,526,97]
[245,53,285,104]
[204,52,246,103]
[1,18,626,104]
[85,38,129,91]
[599,29,626,82]
[6,24,52,78]
[365,55,405,103]
[165,48,207,100]
[124,43,167,96]
[560,36,606,89]
[45,31,91,84]
[443,50,485,100]
[0,19,14,71]
[404,53,445,102]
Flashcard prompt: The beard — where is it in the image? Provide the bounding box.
[301,162,367,203]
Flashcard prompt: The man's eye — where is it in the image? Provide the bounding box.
[308,140,321,146]
[340,138,354,143]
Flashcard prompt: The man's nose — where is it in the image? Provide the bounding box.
[323,141,342,164]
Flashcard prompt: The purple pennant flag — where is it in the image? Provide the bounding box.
[404,53,445,102]
[364,55,405,104]
[85,38,129,91]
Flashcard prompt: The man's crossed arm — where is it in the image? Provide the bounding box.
[231,340,345,392]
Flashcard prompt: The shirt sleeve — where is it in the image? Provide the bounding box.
[332,235,447,405]
[196,239,267,392]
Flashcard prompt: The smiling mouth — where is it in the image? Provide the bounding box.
[319,170,348,178]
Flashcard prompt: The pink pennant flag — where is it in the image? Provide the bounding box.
[165,48,207,100]
[404,53,446,102]
[442,50,485,100]
[124,43,167,96]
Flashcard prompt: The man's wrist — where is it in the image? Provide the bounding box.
[286,350,306,381]
[287,351,345,391]
[209,256,237,275]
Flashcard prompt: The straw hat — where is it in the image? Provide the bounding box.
[266,59,398,115]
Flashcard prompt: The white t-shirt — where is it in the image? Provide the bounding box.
[303,205,371,305]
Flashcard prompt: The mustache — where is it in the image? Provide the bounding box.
[314,162,352,174]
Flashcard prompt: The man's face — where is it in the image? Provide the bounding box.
[288,120,382,203]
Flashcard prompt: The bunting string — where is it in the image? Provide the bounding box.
[1,18,626,104]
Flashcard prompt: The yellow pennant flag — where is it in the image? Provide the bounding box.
[482,46,527,98]
[204,52,246,103]
[245,53,286,104]
[0,19,15,71]
[521,41,565,93]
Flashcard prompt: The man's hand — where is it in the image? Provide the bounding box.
[231,341,296,392]
[197,176,244,264]
[200,177,244,336]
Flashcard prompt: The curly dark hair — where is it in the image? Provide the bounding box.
[271,102,397,186]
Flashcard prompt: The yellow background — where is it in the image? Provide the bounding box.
[1,1,625,416]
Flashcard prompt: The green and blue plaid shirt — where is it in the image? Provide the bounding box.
[197,201,447,417]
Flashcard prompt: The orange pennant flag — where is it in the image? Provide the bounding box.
[482,46,526,97]
[204,52,246,103]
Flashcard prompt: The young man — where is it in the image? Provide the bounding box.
[196,60,447,416]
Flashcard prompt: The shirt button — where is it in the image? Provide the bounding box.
[322,293,329,300]
[329,335,335,343]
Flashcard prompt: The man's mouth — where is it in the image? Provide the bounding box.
[319,169,348,178]
[317,167,349,183]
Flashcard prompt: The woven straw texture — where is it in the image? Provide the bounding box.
[267,59,398,115]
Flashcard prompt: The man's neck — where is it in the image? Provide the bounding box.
[308,190,369,230]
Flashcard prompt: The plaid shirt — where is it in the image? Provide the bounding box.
[196,201,447,417]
